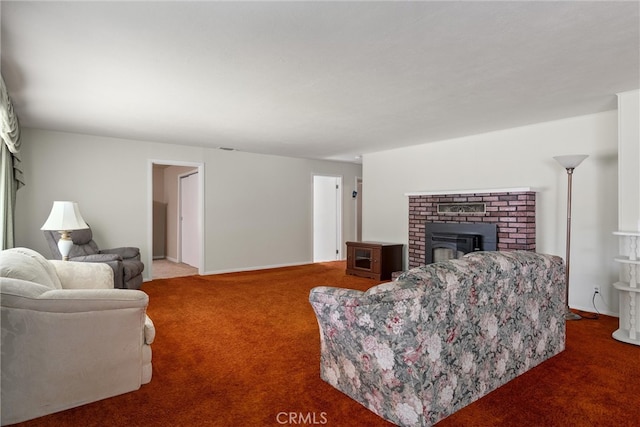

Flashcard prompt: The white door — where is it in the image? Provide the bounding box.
[180,172,199,267]
[313,175,342,262]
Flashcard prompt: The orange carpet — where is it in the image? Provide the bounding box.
[13,261,640,426]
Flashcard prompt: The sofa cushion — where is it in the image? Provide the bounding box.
[0,247,62,289]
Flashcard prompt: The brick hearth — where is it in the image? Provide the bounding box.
[408,189,536,269]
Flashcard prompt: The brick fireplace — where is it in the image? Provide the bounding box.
[407,188,536,269]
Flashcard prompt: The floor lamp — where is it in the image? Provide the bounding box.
[554,154,589,320]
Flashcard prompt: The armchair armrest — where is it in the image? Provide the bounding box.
[101,247,140,260]
[3,288,149,313]
[145,315,156,344]
[50,260,114,289]
[71,254,122,262]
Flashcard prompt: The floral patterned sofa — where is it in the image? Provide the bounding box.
[309,251,565,427]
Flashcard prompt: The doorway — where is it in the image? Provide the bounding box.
[149,161,204,279]
[313,175,342,262]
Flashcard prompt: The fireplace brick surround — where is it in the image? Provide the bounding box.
[408,189,536,269]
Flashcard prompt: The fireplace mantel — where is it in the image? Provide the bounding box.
[405,187,535,197]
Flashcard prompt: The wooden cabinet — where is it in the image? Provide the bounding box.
[346,241,403,280]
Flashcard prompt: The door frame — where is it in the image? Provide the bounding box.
[147,159,205,278]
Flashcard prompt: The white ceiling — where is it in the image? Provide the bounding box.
[1,1,638,163]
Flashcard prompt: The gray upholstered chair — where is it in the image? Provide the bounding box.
[44,226,144,289]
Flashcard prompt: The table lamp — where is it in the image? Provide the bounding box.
[41,201,89,260]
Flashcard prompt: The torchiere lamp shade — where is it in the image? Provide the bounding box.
[554,154,589,169]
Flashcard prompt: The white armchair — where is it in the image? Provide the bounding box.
[0,247,155,425]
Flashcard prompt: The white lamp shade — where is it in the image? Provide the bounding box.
[553,154,589,169]
[41,201,89,231]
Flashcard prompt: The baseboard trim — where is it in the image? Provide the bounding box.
[571,303,619,318]
[202,261,317,276]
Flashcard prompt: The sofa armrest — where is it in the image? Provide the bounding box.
[308,286,367,306]
[310,283,423,308]
[50,260,114,289]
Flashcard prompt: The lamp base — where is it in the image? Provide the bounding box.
[565,306,582,320]
[57,231,73,261]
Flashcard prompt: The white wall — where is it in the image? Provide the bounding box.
[363,111,620,315]
[617,90,640,231]
[15,128,362,279]
[616,90,640,289]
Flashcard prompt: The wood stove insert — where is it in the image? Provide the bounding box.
[425,222,497,264]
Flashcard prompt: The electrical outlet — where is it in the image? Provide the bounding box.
[593,286,600,294]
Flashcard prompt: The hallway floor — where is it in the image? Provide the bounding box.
[152,259,198,279]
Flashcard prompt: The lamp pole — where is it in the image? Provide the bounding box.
[563,166,581,320]
[554,154,588,321]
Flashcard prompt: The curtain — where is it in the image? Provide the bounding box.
[0,74,24,250]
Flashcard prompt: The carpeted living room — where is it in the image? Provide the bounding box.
[2,1,640,427]
[4,260,639,427]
